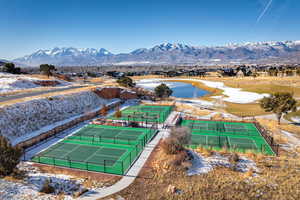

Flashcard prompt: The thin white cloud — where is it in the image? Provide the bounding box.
[256,0,273,23]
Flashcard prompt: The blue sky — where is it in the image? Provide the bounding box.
[0,0,299,59]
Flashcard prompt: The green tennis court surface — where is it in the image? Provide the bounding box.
[182,120,275,155]
[108,105,173,123]
[32,139,144,175]
[67,124,156,147]
[32,123,158,175]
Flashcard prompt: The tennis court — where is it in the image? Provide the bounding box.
[109,105,173,123]
[182,120,275,155]
[32,139,143,175]
[67,124,156,147]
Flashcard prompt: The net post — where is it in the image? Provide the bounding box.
[38,156,40,163]
[121,161,124,175]
[104,160,106,173]
[53,157,55,165]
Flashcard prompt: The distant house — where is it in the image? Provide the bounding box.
[236,70,245,78]
[218,68,236,77]
[106,71,125,78]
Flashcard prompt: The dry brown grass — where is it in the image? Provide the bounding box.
[175,103,211,116]
[105,144,300,200]
[25,74,56,80]
[224,102,269,117]
[196,76,300,98]
[131,75,164,81]
[256,118,300,144]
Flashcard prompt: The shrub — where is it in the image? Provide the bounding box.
[100,104,108,116]
[114,106,122,118]
[2,63,21,74]
[161,137,183,155]
[0,135,23,176]
[170,151,188,167]
[169,127,191,145]
[228,153,240,163]
[117,77,136,87]
[161,127,191,155]
[40,179,55,194]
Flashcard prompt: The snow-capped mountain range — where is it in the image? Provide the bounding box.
[13,40,300,66]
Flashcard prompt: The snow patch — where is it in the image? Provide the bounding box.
[0,72,71,94]
[0,162,89,200]
[187,151,259,176]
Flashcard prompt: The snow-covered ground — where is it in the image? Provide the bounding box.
[0,72,71,94]
[187,150,259,176]
[137,78,269,104]
[177,99,215,108]
[291,117,300,123]
[0,162,90,200]
[197,80,269,104]
[0,91,117,145]
[280,130,300,151]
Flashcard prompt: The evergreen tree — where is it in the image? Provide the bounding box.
[40,64,56,77]
[154,83,173,98]
[260,92,297,124]
[0,135,23,176]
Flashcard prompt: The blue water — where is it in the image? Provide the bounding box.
[167,82,209,98]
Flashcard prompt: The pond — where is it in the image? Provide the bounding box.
[137,80,209,98]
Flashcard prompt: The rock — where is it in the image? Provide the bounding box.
[166,185,176,194]
[120,90,138,100]
[116,195,125,200]
[93,87,122,99]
